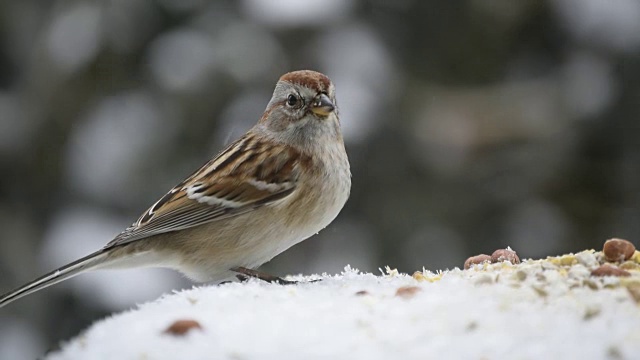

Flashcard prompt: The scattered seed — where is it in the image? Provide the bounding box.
[603,238,636,262]
[355,290,369,296]
[395,286,421,299]
[619,261,640,271]
[474,274,494,285]
[591,264,631,277]
[466,321,478,332]
[464,254,492,269]
[583,306,601,320]
[583,279,600,290]
[531,284,548,297]
[412,271,426,281]
[491,249,520,264]
[164,319,202,336]
[514,270,527,281]
[549,254,577,266]
[607,346,623,360]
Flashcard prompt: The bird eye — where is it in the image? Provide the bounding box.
[286,94,298,107]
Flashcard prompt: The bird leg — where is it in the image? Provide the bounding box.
[230,267,298,285]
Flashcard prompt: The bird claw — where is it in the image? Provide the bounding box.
[230,267,318,285]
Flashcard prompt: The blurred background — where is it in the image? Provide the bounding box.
[1,0,639,357]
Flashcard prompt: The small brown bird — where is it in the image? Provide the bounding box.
[0,70,351,308]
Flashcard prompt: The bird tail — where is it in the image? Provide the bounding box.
[0,249,110,308]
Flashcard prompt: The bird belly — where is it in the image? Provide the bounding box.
[157,171,350,283]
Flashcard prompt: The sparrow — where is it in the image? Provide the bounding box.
[0,70,351,308]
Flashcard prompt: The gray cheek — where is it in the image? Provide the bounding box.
[266,110,293,133]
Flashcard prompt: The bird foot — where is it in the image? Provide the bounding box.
[231,267,317,285]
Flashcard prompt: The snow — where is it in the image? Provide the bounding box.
[46,256,640,360]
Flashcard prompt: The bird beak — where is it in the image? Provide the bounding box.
[310,93,335,116]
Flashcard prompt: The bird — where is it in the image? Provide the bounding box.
[0,70,351,308]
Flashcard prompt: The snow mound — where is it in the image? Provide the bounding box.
[47,252,640,360]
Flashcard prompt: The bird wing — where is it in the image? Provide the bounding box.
[105,134,305,249]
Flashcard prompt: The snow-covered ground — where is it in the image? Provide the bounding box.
[47,250,640,360]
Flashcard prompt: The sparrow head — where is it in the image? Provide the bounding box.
[259,70,340,144]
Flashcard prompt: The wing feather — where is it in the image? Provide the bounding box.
[105,134,305,249]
